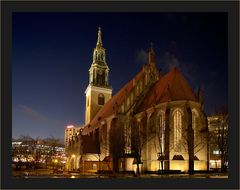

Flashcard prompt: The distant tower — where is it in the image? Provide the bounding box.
[147,43,159,83]
[85,27,112,124]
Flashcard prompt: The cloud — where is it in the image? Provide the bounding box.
[18,104,48,122]
[157,51,200,88]
[159,52,180,70]
[135,49,147,64]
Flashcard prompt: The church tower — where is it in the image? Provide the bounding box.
[85,27,112,124]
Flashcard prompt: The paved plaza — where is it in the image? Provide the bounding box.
[13,169,228,179]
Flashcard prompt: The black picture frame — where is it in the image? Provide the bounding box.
[1,1,239,189]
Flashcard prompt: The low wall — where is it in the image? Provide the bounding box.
[80,161,112,172]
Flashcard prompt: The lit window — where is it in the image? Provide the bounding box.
[140,80,143,92]
[145,74,148,85]
[158,111,165,153]
[130,92,134,105]
[127,97,130,107]
[98,93,105,105]
[136,84,139,96]
[192,109,199,141]
[124,123,131,154]
[213,150,220,155]
[121,104,124,113]
[93,163,97,170]
[173,108,182,151]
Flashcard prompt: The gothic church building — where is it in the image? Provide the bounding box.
[66,28,208,173]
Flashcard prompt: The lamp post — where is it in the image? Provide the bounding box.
[158,152,165,173]
[54,159,58,170]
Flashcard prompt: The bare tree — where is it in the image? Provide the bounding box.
[153,123,165,172]
[131,118,153,175]
[43,136,63,168]
[12,135,44,169]
[109,119,125,174]
[181,108,208,175]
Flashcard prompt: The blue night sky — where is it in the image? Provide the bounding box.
[12,13,227,140]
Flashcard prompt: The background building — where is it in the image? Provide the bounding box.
[12,137,66,170]
[208,113,228,172]
[64,125,83,152]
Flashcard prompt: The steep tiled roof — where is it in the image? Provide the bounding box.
[82,67,145,134]
[137,67,198,112]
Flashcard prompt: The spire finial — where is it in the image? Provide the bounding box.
[148,41,155,64]
[149,42,155,53]
[150,42,153,50]
[97,26,102,46]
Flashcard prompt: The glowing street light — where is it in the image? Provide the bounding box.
[71,154,76,158]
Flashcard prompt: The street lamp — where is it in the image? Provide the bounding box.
[158,152,165,173]
[53,159,58,170]
[71,154,76,171]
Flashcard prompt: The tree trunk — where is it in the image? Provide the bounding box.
[137,163,140,175]
[113,155,119,174]
[161,160,164,172]
[99,157,101,171]
[187,107,194,175]
[165,108,170,171]
[123,156,126,172]
[220,154,225,172]
[188,130,194,175]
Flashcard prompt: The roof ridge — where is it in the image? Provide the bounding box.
[161,68,176,97]
[176,69,188,99]
[175,69,196,100]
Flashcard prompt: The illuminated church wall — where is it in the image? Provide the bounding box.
[66,28,208,173]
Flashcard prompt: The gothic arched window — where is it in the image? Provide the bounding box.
[158,110,165,152]
[124,122,131,154]
[173,108,183,151]
[127,97,130,108]
[192,109,199,141]
[145,74,148,85]
[98,93,105,105]
[130,93,133,106]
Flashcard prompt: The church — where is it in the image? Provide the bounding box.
[65,27,209,174]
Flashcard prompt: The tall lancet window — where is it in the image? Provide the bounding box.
[145,74,148,85]
[192,109,199,142]
[158,111,165,153]
[173,108,183,151]
[124,123,131,154]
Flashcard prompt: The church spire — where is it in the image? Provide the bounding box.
[89,27,110,88]
[85,27,112,125]
[148,42,156,65]
[96,26,102,47]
